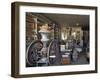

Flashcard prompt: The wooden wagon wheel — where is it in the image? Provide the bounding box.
[26,40,43,66]
[48,40,61,66]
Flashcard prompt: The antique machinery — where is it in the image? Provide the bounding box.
[26,24,61,67]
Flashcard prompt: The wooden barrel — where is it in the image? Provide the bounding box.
[61,54,71,65]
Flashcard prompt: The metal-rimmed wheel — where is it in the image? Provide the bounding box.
[47,40,61,66]
[26,40,43,66]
